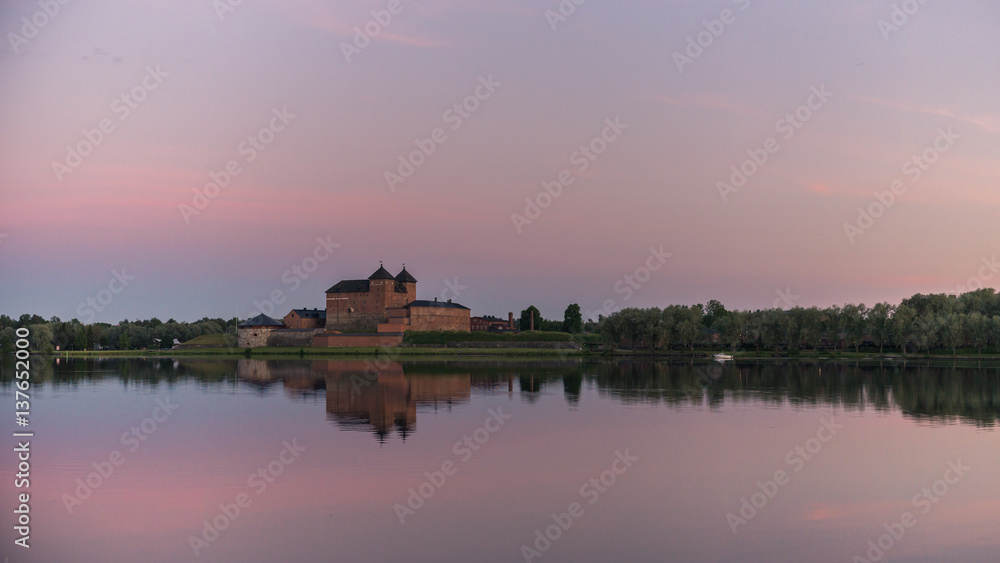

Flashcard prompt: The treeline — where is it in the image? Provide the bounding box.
[0,315,237,355]
[598,289,1000,356]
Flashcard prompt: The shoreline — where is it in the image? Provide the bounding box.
[35,347,1000,365]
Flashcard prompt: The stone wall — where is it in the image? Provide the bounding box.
[238,327,273,348]
[267,329,323,347]
[325,313,385,332]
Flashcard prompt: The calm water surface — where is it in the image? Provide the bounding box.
[2,357,999,562]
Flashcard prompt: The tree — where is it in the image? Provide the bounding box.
[1,327,14,356]
[964,312,990,356]
[714,310,745,353]
[519,306,541,331]
[941,313,965,356]
[914,314,941,355]
[893,304,917,355]
[29,323,54,354]
[660,306,679,352]
[703,299,728,327]
[841,303,869,353]
[676,305,703,352]
[562,304,583,334]
[869,302,894,354]
[73,328,87,351]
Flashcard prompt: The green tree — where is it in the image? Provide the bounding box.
[893,304,917,355]
[29,323,54,354]
[869,302,894,354]
[1,327,14,356]
[914,314,941,355]
[964,312,990,356]
[702,299,728,327]
[677,305,703,352]
[519,306,542,331]
[841,303,869,353]
[941,313,965,356]
[562,304,583,334]
[73,328,87,351]
[714,310,745,353]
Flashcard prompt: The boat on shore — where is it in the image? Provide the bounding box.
[713,353,734,362]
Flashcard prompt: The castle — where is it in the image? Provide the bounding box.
[238,264,510,348]
[324,264,418,330]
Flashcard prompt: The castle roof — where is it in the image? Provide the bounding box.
[326,279,369,293]
[325,279,408,294]
[239,314,286,328]
[291,308,327,319]
[368,265,395,280]
[395,267,417,283]
[406,300,470,310]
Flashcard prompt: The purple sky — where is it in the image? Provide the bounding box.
[2,0,999,322]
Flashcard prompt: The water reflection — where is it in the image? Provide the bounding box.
[5,357,1000,428]
[2,357,1000,563]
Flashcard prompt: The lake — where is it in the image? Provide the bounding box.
[2,357,999,562]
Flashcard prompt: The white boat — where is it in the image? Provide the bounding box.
[713,353,733,362]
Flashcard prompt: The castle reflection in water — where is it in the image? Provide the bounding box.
[237,359,503,441]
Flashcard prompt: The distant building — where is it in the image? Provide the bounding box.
[381,299,472,333]
[237,314,285,347]
[471,313,516,332]
[324,264,419,331]
[283,308,326,329]
[240,263,484,348]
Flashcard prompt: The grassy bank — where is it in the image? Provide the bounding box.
[59,346,586,359]
[403,330,577,345]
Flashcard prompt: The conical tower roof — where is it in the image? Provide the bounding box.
[395,266,417,283]
[368,263,395,280]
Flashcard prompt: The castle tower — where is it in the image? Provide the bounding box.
[368,263,395,314]
[395,266,417,306]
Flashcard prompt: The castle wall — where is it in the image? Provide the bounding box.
[267,329,323,347]
[238,327,274,348]
[407,306,471,332]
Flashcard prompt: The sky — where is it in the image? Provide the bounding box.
[1,0,999,323]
